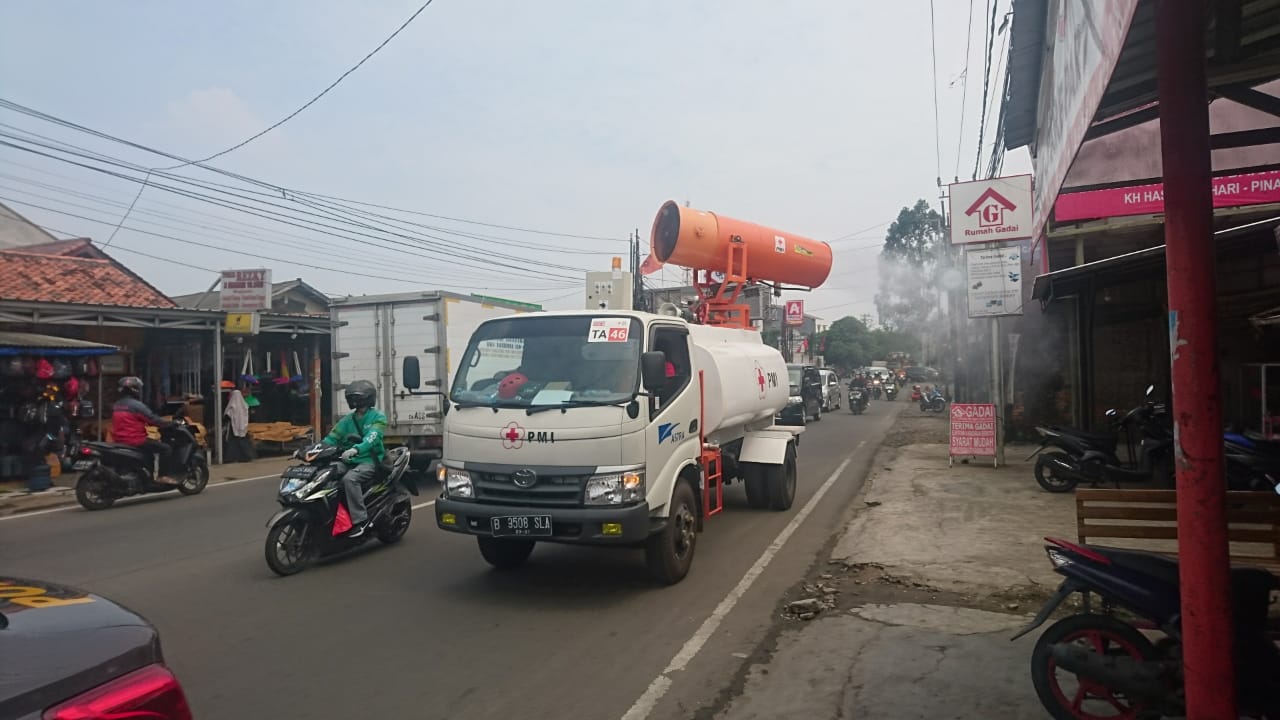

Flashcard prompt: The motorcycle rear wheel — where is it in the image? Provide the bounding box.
[1035,452,1079,493]
[75,473,115,510]
[1031,613,1159,720]
[265,516,315,576]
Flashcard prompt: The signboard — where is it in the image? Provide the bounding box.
[784,300,804,326]
[1030,0,1139,239]
[949,403,996,458]
[1054,168,1280,222]
[949,175,1034,245]
[224,312,261,335]
[966,246,1024,317]
[219,269,272,311]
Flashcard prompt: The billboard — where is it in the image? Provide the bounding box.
[965,246,1023,318]
[219,269,272,312]
[784,299,804,326]
[949,175,1034,245]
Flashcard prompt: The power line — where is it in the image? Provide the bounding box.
[100,171,149,247]
[973,0,999,180]
[0,98,623,243]
[927,0,944,187]
[163,0,436,168]
[954,0,977,181]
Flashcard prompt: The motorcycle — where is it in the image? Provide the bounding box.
[871,379,882,400]
[919,387,946,413]
[884,382,898,401]
[72,414,209,510]
[264,438,416,576]
[1028,385,1172,494]
[910,384,923,402]
[1014,536,1280,719]
[848,386,868,415]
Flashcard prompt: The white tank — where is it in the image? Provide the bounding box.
[688,324,789,442]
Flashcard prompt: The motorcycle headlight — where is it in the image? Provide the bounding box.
[282,469,330,499]
[439,465,473,499]
[584,471,644,505]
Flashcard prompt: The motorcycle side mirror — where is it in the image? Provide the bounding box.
[1146,384,1155,397]
[1106,408,1118,417]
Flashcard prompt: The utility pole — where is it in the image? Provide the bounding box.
[860,313,872,328]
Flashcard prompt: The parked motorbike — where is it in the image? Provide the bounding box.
[1014,536,1280,719]
[884,382,898,401]
[72,415,209,510]
[919,387,946,413]
[848,386,868,415]
[1028,385,1174,494]
[264,439,416,576]
[1223,432,1280,491]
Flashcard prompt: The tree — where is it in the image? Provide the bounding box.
[818,316,873,371]
[874,200,948,349]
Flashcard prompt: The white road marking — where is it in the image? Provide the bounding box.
[620,441,867,720]
[0,472,280,522]
[411,500,436,510]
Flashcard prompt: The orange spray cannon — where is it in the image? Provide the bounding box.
[646,200,833,288]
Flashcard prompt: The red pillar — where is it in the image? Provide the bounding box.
[1157,1,1236,717]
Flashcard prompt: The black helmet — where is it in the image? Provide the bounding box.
[344,380,377,410]
[118,376,143,397]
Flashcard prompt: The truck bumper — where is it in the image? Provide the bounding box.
[435,498,654,544]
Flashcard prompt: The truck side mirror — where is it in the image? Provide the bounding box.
[403,356,421,391]
[641,351,667,393]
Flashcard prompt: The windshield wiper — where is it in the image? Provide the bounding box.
[526,399,630,415]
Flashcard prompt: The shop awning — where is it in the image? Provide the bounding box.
[0,331,118,356]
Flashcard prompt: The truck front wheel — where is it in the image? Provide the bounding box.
[646,481,697,585]
[477,536,535,570]
[767,444,798,511]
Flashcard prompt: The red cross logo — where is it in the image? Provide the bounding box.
[501,421,525,449]
[755,365,767,399]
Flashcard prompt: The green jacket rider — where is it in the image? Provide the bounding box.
[322,379,387,535]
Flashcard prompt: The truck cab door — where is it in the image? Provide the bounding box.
[646,325,698,508]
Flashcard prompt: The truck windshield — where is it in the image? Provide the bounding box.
[451,315,643,408]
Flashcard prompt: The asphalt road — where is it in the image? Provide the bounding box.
[1,398,905,720]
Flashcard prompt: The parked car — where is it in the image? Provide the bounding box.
[0,576,193,719]
[904,365,940,382]
[818,368,842,411]
[777,364,823,425]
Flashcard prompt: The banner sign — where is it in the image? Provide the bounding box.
[949,175,1034,244]
[949,403,996,457]
[220,269,272,312]
[1030,0,1139,239]
[1054,169,1280,222]
[784,300,804,326]
[965,246,1024,317]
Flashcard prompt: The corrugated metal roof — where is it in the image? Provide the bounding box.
[0,331,117,353]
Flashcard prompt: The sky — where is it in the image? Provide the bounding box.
[0,0,1028,321]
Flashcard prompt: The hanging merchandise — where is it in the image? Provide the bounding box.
[5,356,25,377]
[35,358,54,380]
[291,350,304,384]
[50,358,72,380]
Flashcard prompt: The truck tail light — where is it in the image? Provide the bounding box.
[421,435,443,449]
[43,663,193,720]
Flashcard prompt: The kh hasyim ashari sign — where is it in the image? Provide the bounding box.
[219,269,272,312]
[949,403,996,460]
[948,175,1034,245]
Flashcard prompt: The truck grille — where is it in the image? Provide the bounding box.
[472,471,585,507]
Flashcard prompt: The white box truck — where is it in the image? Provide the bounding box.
[329,291,535,476]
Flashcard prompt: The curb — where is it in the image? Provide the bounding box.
[0,470,286,518]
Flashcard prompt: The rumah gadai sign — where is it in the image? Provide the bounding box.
[949,403,997,467]
[948,175,1034,245]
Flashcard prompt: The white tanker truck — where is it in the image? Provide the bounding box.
[414,202,832,584]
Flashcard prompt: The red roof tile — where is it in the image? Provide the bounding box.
[0,249,175,308]
[17,238,108,260]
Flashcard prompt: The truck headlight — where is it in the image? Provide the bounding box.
[438,465,473,499]
[584,471,644,505]
[788,396,802,404]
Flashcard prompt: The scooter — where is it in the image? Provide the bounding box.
[1014,535,1280,719]
[871,379,882,400]
[72,415,209,510]
[910,384,923,402]
[919,387,946,413]
[848,386,868,415]
[884,382,898,401]
[264,439,416,576]
[1028,385,1173,493]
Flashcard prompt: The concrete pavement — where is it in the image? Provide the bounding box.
[0,400,902,720]
[711,411,1077,720]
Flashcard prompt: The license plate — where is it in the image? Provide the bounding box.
[282,465,319,480]
[72,460,94,471]
[490,515,552,537]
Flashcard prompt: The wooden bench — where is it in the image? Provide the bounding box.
[1075,488,1280,575]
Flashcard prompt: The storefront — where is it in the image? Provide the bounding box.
[0,331,116,490]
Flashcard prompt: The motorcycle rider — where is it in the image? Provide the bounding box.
[322,379,387,536]
[111,376,178,485]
